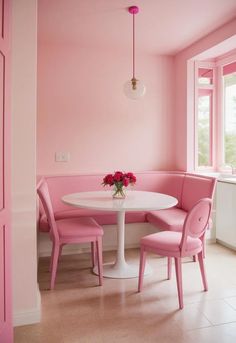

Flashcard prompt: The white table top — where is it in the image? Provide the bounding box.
[62,190,178,212]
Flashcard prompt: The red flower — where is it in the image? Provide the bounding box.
[102,171,136,188]
[123,177,129,187]
[125,172,136,184]
[103,174,114,186]
[113,171,124,182]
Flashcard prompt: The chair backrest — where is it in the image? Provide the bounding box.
[180,198,212,255]
[181,175,216,212]
[37,178,59,241]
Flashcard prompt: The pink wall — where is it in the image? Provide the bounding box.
[37,4,236,176]
[174,18,236,171]
[37,42,176,174]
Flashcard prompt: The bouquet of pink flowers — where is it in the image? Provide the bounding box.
[102,171,136,198]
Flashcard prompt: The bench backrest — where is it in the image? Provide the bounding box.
[37,172,216,231]
[41,172,185,214]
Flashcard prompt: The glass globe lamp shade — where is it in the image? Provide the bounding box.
[124,78,146,100]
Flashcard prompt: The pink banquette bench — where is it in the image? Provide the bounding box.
[38,172,216,234]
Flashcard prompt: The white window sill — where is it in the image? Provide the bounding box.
[193,171,236,183]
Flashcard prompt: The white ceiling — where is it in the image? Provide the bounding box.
[38,0,236,55]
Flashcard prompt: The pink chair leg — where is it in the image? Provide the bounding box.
[50,244,63,272]
[91,241,96,268]
[202,239,206,259]
[50,243,60,290]
[138,247,147,292]
[193,255,197,262]
[49,243,55,272]
[167,257,172,279]
[59,244,64,259]
[200,234,206,258]
[198,251,208,291]
[175,257,183,309]
[96,237,103,286]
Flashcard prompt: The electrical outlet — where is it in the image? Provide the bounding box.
[55,152,70,162]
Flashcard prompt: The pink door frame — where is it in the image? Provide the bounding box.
[0,0,13,342]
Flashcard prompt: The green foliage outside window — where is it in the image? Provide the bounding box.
[224,74,236,167]
[198,96,210,166]
[225,132,236,166]
[224,93,236,166]
[198,117,210,166]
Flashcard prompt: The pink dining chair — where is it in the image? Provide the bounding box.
[138,198,212,309]
[37,178,104,289]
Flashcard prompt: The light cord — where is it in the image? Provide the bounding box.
[132,13,135,79]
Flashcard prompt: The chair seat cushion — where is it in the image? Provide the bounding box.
[141,231,202,253]
[146,207,187,232]
[39,210,147,232]
[57,217,103,238]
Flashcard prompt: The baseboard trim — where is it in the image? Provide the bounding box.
[216,239,236,251]
[13,284,41,327]
[206,238,216,244]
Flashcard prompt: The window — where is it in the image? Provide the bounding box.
[194,56,236,171]
[223,62,236,167]
[197,90,212,166]
[195,64,214,170]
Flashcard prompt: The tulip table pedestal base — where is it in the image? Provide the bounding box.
[93,211,151,278]
[93,261,152,279]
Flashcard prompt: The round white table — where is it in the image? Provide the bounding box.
[62,190,178,279]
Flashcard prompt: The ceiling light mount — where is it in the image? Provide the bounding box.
[128,6,139,15]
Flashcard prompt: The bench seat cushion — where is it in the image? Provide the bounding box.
[39,209,147,232]
[146,207,187,232]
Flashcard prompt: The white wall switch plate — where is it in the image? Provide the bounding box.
[55,152,70,162]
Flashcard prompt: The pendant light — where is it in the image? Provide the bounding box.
[124,5,146,100]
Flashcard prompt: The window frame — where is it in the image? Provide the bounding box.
[194,53,236,173]
[194,61,215,171]
[216,53,236,172]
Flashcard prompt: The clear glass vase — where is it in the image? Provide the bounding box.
[113,185,126,199]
